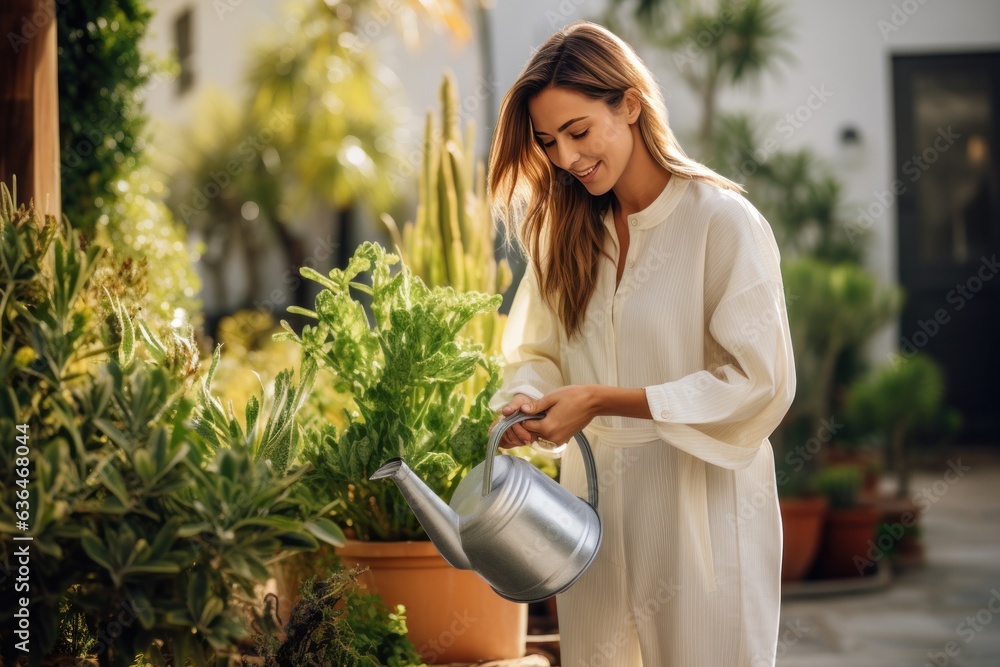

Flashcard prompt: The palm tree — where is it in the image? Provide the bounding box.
[606,0,792,152]
[244,0,470,217]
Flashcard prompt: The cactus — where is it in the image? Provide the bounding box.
[384,71,513,399]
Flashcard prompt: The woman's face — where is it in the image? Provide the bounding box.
[528,86,639,196]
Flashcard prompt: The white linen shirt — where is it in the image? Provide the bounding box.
[488,174,796,663]
[489,175,795,456]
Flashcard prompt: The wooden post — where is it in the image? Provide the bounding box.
[1,0,60,217]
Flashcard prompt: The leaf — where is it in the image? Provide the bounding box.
[93,418,133,451]
[275,532,319,549]
[147,518,181,559]
[132,449,156,484]
[128,589,156,629]
[244,394,260,434]
[227,553,270,581]
[104,287,135,370]
[177,522,211,538]
[198,596,224,627]
[126,561,182,575]
[99,465,131,506]
[164,609,194,626]
[82,532,117,576]
[233,516,302,532]
[451,415,487,467]
[303,518,346,547]
[187,571,209,612]
[136,319,167,365]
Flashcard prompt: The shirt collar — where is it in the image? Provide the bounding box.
[602,173,690,231]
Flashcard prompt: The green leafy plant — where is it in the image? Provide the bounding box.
[57,0,157,234]
[816,464,863,510]
[196,344,316,476]
[781,259,902,437]
[710,115,864,264]
[57,2,199,328]
[276,241,503,540]
[0,182,340,666]
[845,354,960,497]
[254,566,424,667]
[378,72,558,477]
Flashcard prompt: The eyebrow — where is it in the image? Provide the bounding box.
[533,116,589,137]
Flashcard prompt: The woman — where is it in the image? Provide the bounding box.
[486,21,796,667]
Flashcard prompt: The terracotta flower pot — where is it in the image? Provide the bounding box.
[779,496,828,581]
[338,539,527,664]
[821,447,883,497]
[876,495,925,570]
[813,505,883,579]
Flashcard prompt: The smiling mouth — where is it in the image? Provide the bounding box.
[574,164,598,177]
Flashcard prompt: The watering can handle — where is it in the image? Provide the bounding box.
[484,410,599,509]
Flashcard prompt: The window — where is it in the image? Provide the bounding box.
[175,8,194,96]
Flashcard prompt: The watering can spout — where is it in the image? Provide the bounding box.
[369,458,472,570]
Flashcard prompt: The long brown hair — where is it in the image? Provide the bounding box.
[488,20,744,341]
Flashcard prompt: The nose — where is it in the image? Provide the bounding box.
[556,141,580,170]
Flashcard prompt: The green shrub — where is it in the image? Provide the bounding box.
[277,242,503,540]
[845,354,960,496]
[0,183,340,666]
[817,464,863,510]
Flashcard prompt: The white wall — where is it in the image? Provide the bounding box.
[143,0,279,130]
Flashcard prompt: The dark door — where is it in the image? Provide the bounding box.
[893,52,1000,442]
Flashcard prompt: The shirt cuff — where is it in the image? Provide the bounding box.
[645,383,673,421]
[488,383,546,413]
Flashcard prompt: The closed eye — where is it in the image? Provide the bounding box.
[539,129,589,149]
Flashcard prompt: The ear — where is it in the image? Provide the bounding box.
[624,88,642,124]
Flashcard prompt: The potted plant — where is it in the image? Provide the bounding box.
[775,471,827,582]
[0,184,341,666]
[845,353,958,498]
[251,564,424,666]
[811,464,882,580]
[276,240,525,663]
[772,259,900,581]
[268,73,531,663]
[844,353,960,569]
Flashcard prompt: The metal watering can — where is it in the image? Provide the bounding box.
[369,410,602,603]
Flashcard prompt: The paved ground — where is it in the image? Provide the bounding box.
[776,447,1000,667]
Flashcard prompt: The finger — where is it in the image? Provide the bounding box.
[521,419,546,437]
[502,428,522,447]
[502,395,533,415]
[520,397,553,415]
[512,424,534,444]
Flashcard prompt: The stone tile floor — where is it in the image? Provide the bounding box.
[776,447,1000,667]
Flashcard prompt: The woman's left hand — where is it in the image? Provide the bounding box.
[515,385,601,446]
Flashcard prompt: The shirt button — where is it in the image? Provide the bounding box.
[629,217,637,227]
[660,410,669,419]
[627,259,635,267]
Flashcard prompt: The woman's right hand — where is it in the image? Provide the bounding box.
[489,393,538,449]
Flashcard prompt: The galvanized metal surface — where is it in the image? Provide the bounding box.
[370,410,603,603]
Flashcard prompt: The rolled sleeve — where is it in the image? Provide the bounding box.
[645,197,796,470]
